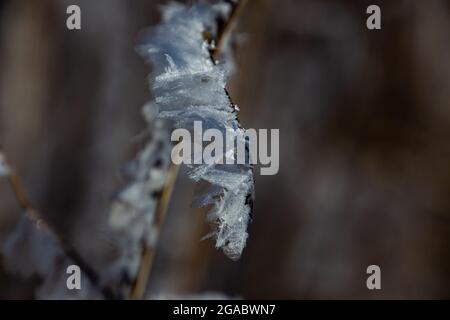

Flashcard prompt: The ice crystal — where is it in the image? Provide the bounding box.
[104,112,172,290]
[1,217,99,299]
[138,1,254,260]
[0,152,10,176]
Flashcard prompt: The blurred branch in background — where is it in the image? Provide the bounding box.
[0,149,115,299]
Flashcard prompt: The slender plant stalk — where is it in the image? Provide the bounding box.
[128,0,248,300]
[211,0,247,62]
[1,152,116,299]
[129,163,179,299]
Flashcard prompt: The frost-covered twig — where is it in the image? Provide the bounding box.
[0,151,11,177]
[0,150,114,299]
[209,0,247,62]
[1,151,40,222]
[139,0,254,260]
[102,116,173,297]
[129,163,179,299]
[132,0,250,298]
[1,0,253,300]
[104,0,253,299]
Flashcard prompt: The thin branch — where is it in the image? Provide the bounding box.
[0,150,116,299]
[129,0,248,300]
[129,163,179,299]
[211,0,248,62]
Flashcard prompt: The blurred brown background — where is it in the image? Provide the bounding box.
[1,0,450,299]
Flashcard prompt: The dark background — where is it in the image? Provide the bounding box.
[0,0,450,299]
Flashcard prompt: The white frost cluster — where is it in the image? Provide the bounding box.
[1,217,99,299]
[150,291,238,300]
[0,1,253,300]
[0,152,10,176]
[104,113,172,290]
[0,152,98,298]
[138,1,254,260]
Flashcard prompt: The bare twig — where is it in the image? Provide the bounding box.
[211,0,248,63]
[0,150,116,299]
[129,163,179,299]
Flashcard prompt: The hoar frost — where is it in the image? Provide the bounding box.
[0,0,254,300]
[138,2,254,260]
[0,152,10,176]
[104,117,172,290]
[1,217,100,299]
